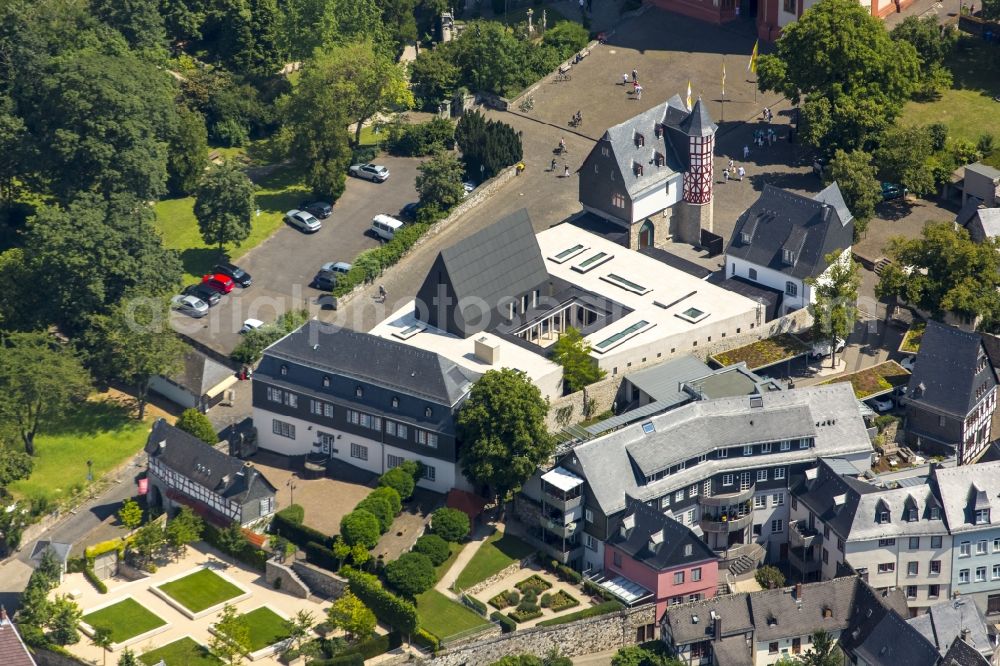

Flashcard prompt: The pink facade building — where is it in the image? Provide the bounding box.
[601,499,720,624]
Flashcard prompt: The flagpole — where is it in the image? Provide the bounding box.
[722,55,726,123]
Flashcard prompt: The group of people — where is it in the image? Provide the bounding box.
[753,127,778,147]
[721,158,746,183]
[622,69,643,100]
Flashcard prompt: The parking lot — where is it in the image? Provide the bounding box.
[171,155,421,355]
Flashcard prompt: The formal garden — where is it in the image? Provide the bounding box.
[81,598,168,645]
[155,567,249,615]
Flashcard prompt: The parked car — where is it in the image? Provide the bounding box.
[202,273,235,294]
[240,318,264,334]
[184,283,221,306]
[400,202,421,220]
[349,163,390,182]
[312,261,353,290]
[869,396,896,412]
[900,356,916,372]
[300,201,333,219]
[809,337,846,358]
[170,294,209,318]
[881,182,908,201]
[212,262,252,288]
[463,181,477,197]
[285,209,322,233]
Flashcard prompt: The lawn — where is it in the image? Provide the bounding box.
[154,164,311,282]
[239,607,291,651]
[415,589,490,641]
[9,399,151,504]
[140,638,221,666]
[820,360,910,399]
[157,568,245,613]
[436,541,465,580]
[710,333,810,370]
[900,321,926,354]
[453,530,535,592]
[82,598,166,644]
[899,37,1000,169]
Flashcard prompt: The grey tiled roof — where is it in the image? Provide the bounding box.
[907,598,992,659]
[725,183,854,280]
[607,499,717,572]
[663,592,753,644]
[169,349,234,395]
[932,461,1000,533]
[566,383,871,515]
[840,582,939,666]
[264,320,479,406]
[0,617,36,666]
[749,577,858,641]
[905,321,999,418]
[942,635,992,666]
[625,355,712,405]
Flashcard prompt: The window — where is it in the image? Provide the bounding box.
[878,538,896,547]
[692,567,702,582]
[785,281,798,297]
[613,551,622,568]
[976,566,987,583]
[931,536,943,549]
[757,469,768,482]
[385,421,408,440]
[939,415,946,427]
[703,479,711,496]
[689,484,698,498]
[771,519,783,533]
[660,495,669,509]
[908,509,917,521]
[743,445,753,456]
[961,541,972,557]
[355,386,363,398]
[780,440,791,451]
[930,507,940,519]
[718,448,728,458]
[909,537,920,550]
[749,268,758,280]
[791,496,797,510]
[387,454,405,469]
[416,430,438,448]
[928,585,940,598]
[994,538,1000,552]
[877,563,895,574]
[977,509,991,524]
[754,524,763,536]
[784,0,796,12]
[422,465,436,482]
[586,534,597,551]
[878,511,890,523]
[960,569,970,584]
[688,593,700,603]
[323,376,331,387]
[612,193,625,208]
[907,562,918,576]
[769,642,779,655]
[285,392,297,408]
[675,490,684,502]
[772,492,784,506]
[585,508,594,523]
[993,564,1000,580]
[698,454,708,464]
[674,571,685,585]
[990,595,1000,615]
[761,442,772,453]
[978,540,988,555]
[799,438,810,449]
[837,538,845,553]
[350,443,368,461]
[775,467,786,480]
[723,474,734,486]
[754,495,767,509]
[906,585,917,599]
[930,560,941,575]
[272,419,295,439]
[267,386,282,403]
[687,509,696,525]
[823,548,829,564]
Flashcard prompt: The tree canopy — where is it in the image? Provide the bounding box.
[826,150,881,234]
[808,252,860,368]
[194,161,256,254]
[550,327,606,394]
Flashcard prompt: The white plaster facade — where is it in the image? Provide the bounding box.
[631,175,684,224]
[725,248,852,315]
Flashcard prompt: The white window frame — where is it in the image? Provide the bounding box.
[757,469,768,482]
[774,467,786,480]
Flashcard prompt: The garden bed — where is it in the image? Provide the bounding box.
[900,322,925,354]
[140,637,221,666]
[710,334,810,370]
[453,530,535,591]
[82,598,167,645]
[515,574,552,595]
[819,360,911,399]
[507,606,544,623]
[489,590,518,610]
[545,590,580,612]
[154,567,249,618]
[239,607,292,652]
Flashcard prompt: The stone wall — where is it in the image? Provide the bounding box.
[699,307,813,365]
[266,558,310,599]
[460,553,537,597]
[429,604,657,666]
[546,374,625,432]
[291,560,348,599]
[117,561,152,582]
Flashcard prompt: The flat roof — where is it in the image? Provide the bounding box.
[536,225,759,359]
[541,466,585,491]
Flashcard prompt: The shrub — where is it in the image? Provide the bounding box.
[384,552,437,597]
[515,575,552,594]
[463,593,487,616]
[536,601,624,627]
[412,627,440,653]
[556,565,582,584]
[175,408,218,444]
[276,504,305,525]
[305,541,341,572]
[540,593,551,608]
[356,495,395,533]
[431,507,470,542]
[491,610,517,633]
[548,591,580,612]
[507,606,543,623]
[331,224,431,298]
[272,512,333,550]
[583,579,615,601]
[85,538,125,563]
[369,486,402,516]
[328,631,402,660]
[342,566,419,633]
[351,146,377,164]
[489,591,513,610]
[522,590,537,605]
[455,110,522,180]
[978,133,995,157]
[83,567,107,594]
[231,309,309,364]
[506,590,521,606]
[927,122,949,151]
[413,534,451,566]
[202,523,267,571]
[541,21,590,60]
[387,118,456,156]
[755,565,786,590]
[341,510,381,549]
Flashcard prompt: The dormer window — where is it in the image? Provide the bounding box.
[876,500,890,524]
[908,509,917,521]
[782,248,795,265]
[391,397,399,408]
[655,153,665,167]
[635,133,645,147]
[930,507,940,520]
[977,352,988,373]
[634,162,643,176]
[280,364,288,376]
[356,386,364,398]
[878,511,889,523]
[425,407,433,418]
[741,231,751,244]
[322,375,331,387]
[976,509,991,525]
[655,125,663,138]
[684,544,692,556]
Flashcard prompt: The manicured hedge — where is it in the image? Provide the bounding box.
[491,610,517,633]
[462,593,487,616]
[271,512,333,549]
[331,223,430,297]
[333,631,402,660]
[341,566,419,633]
[203,522,268,572]
[84,567,107,594]
[305,541,340,572]
[310,654,364,666]
[507,607,543,623]
[536,600,625,627]
[275,503,305,524]
[583,579,615,601]
[85,537,124,563]
[556,564,583,584]
[412,628,440,653]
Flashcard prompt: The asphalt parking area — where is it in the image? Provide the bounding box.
[171,155,421,356]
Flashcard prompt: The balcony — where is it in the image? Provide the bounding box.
[543,490,582,513]
[538,537,582,564]
[539,514,580,539]
[789,521,821,550]
[788,547,822,574]
[700,511,754,534]
[700,484,756,507]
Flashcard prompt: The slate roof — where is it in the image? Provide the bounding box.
[963,208,1000,244]
[565,383,872,515]
[597,94,716,198]
[840,582,939,666]
[663,591,754,644]
[606,498,718,572]
[145,419,276,504]
[905,321,999,418]
[167,349,234,396]
[0,611,35,666]
[941,635,992,666]
[749,577,859,641]
[907,599,993,659]
[966,162,1000,181]
[932,461,1000,533]
[725,183,854,280]
[263,320,479,406]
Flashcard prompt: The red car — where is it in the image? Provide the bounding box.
[202,273,235,294]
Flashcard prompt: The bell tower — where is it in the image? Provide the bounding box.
[675,98,717,246]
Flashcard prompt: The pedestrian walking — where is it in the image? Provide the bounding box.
[378,284,387,302]
[743,145,750,159]
[635,84,642,100]
[737,165,746,181]
[762,107,770,121]
[632,69,638,83]
[564,164,570,178]
[728,158,734,171]
[579,0,585,12]
[623,73,629,85]
[723,168,730,183]
[551,158,557,171]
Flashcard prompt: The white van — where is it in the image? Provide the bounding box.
[371,214,404,241]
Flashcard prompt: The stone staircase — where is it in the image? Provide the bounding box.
[729,553,756,577]
[874,257,892,276]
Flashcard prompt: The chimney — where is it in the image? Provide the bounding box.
[713,615,722,642]
[961,628,970,641]
[474,337,500,365]
[795,582,803,601]
[0,605,9,626]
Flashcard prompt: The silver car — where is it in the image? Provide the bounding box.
[171,294,209,318]
[285,209,322,233]
[349,163,390,182]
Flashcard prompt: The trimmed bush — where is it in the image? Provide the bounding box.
[556,565,583,584]
[522,590,537,605]
[84,567,107,594]
[202,523,267,571]
[369,486,402,516]
[356,494,395,533]
[331,631,402,660]
[413,534,451,566]
[515,575,552,594]
[431,507,470,542]
[385,552,436,597]
[548,591,580,612]
[85,538,124,562]
[331,223,431,297]
[755,565,786,590]
[507,590,521,606]
[540,593,551,608]
[583,579,615,601]
[275,504,305,525]
[341,510,381,549]
[489,590,513,610]
[491,610,517,633]
[386,118,455,157]
[272,512,332,549]
[378,467,415,500]
[507,606,543,623]
[305,541,341,572]
[175,408,218,444]
[412,627,440,653]
[463,593,487,616]
[342,566,419,633]
[536,601,624,627]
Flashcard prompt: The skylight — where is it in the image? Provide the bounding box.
[549,244,588,264]
[573,251,614,274]
[601,273,652,295]
[594,320,654,352]
[642,422,655,434]
[675,307,710,323]
[392,323,426,340]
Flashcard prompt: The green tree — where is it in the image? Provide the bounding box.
[799,630,840,666]
[409,47,460,108]
[131,522,166,567]
[754,565,786,590]
[0,95,27,205]
[985,0,1000,19]
[230,309,309,364]
[384,551,436,597]
[167,104,209,196]
[808,252,860,368]
[16,575,52,627]
[413,534,451,565]
[382,0,419,48]
[195,161,256,255]
[90,0,167,54]
[455,110,523,179]
[610,644,681,666]
[166,506,204,554]
[0,332,91,455]
[91,625,113,666]
[416,151,466,213]
[457,368,554,502]
[48,595,83,645]
[890,17,956,99]
[326,590,376,642]
[550,327,606,393]
[540,21,590,56]
[0,440,32,495]
[284,609,315,652]
[332,535,352,567]
[826,150,881,236]
[378,467,415,499]
[117,648,140,666]
[210,603,251,666]
[340,509,380,549]
[356,493,394,533]
[430,507,470,542]
[226,0,284,80]
[874,126,936,196]
[217,521,249,555]
[876,222,1000,324]
[176,408,218,444]
[368,486,402,516]
[756,0,919,154]
[118,499,144,530]
[451,22,525,97]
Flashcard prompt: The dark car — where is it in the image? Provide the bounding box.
[312,272,338,291]
[212,262,252,288]
[881,182,908,201]
[400,202,421,221]
[184,282,221,306]
[300,201,333,219]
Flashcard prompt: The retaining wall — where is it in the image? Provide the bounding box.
[290,560,348,599]
[460,553,536,597]
[265,558,310,599]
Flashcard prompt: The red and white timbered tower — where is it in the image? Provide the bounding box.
[682,98,715,206]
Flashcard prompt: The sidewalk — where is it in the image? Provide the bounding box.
[435,521,500,597]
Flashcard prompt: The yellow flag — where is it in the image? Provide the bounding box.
[748,39,759,74]
[686,80,692,110]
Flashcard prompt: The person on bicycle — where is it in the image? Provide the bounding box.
[575,110,582,124]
